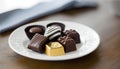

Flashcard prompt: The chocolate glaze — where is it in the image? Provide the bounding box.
[29,27,42,33]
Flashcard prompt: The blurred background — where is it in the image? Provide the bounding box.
[0,0,119,33]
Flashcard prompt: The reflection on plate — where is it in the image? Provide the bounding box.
[8,21,100,61]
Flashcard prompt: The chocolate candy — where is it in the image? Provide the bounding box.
[28,33,48,53]
[47,22,65,31]
[64,29,80,43]
[46,42,65,56]
[44,25,61,41]
[58,36,76,52]
[25,25,45,40]
[25,22,81,56]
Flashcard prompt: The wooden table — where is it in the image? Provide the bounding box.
[0,1,120,69]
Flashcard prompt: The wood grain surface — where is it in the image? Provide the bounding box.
[0,1,120,69]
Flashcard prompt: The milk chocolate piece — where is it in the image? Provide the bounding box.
[64,29,80,43]
[58,36,76,52]
[29,27,42,33]
[25,25,45,40]
[47,22,65,31]
[28,33,48,53]
[46,42,65,56]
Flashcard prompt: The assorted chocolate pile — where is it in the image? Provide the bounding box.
[25,22,81,56]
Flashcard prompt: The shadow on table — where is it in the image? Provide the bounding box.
[0,30,12,38]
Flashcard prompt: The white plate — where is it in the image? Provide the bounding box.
[8,21,100,61]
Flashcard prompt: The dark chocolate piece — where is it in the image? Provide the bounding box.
[28,33,48,53]
[58,36,76,52]
[25,25,45,40]
[47,22,65,31]
[64,29,80,43]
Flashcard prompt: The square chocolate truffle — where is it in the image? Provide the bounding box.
[64,29,80,43]
[28,33,48,53]
[58,36,76,52]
